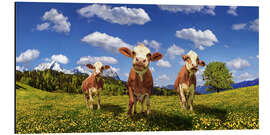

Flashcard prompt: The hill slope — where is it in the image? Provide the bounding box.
[16,82,258,133]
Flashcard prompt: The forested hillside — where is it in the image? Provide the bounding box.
[16,70,176,96]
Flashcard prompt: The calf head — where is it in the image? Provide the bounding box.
[182,50,205,72]
[119,44,163,73]
[86,61,110,78]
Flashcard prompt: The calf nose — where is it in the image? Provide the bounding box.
[136,58,146,64]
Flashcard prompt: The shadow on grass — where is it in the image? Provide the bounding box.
[131,110,193,131]
[92,103,125,116]
[16,84,25,90]
[194,104,227,121]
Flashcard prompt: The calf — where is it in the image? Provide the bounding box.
[119,44,163,116]
[174,50,205,111]
[81,62,110,109]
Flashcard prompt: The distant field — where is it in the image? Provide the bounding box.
[15,81,259,133]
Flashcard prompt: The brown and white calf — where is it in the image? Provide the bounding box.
[81,62,110,109]
[119,44,163,116]
[174,50,205,111]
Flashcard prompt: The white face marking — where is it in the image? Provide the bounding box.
[185,50,198,71]
[93,61,103,75]
[133,44,151,60]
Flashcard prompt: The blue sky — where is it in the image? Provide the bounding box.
[16,2,259,86]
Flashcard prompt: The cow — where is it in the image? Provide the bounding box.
[119,44,163,116]
[174,50,205,111]
[81,61,110,109]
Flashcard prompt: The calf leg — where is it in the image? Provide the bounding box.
[146,95,151,115]
[127,87,134,116]
[141,96,145,113]
[85,95,89,108]
[179,85,187,109]
[188,85,195,111]
[89,90,94,109]
[134,96,137,114]
[177,87,183,107]
[97,92,101,110]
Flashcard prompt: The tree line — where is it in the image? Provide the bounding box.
[15,69,176,96]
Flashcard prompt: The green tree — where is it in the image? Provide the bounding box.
[202,62,234,93]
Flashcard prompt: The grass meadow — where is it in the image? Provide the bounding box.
[15,81,259,133]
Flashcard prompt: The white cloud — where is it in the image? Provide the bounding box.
[224,45,230,48]
[158,5,216,15]
[77,56,118,65]
[227,6,238,16]
[156,59,171,68]
[16,49,40,63]
[124,73,129,77]
[227,58,250,70]
[176,28,218,50]
[166,44,185,59]
[110,66,120,73]
[150,66,155,72]
[38,8,71,33]
[237,72,257,82]
[77,4,151,25]
[81,32,133,53]
[51,54,69,64]
[232,18,258,32]
[157,74,170,82]
[249,18,259,32]
[36,22,50,31]
[232,23,246,30]
[141,40,161,51]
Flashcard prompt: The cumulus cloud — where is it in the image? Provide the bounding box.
[232,23,246,30]
[158,5,216,15]
[51,54,69,64]
[166,44,185,59]
[150,67,155,72]
[157,74,170,82]
[77,56,118,65]
[237,72,257,82]
[249,18,259,32]
[232,18,258,32]
[227,58,250,70]
[156,59,172,68]
[176,28,218,50]
[140,40,161,51]
[16,49,40,63]
[227,6,238,16]
[81,32,133,53]
[77,4,151,25]
[36,22,50,31]
[37,8,71,33]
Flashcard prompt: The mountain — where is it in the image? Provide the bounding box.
[16,66,28,72]
[34,61,63,72]
[103,68,120,80]
[31,61,120,80]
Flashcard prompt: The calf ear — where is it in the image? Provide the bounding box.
[86,64,95,69]
[182,55,188,61]
[103,65,110,70]
[199,61,206,67]
[119,47,133,58]
[151,52,163,62]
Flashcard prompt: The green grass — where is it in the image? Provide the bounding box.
[15,81,259,133]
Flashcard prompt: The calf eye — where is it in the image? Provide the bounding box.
[132,51,136,56]
[147,53,151,57]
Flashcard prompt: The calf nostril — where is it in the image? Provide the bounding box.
[143,59,146,63]
[136,58,139,61]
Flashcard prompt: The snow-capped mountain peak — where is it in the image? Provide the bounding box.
[34,61,63,72]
